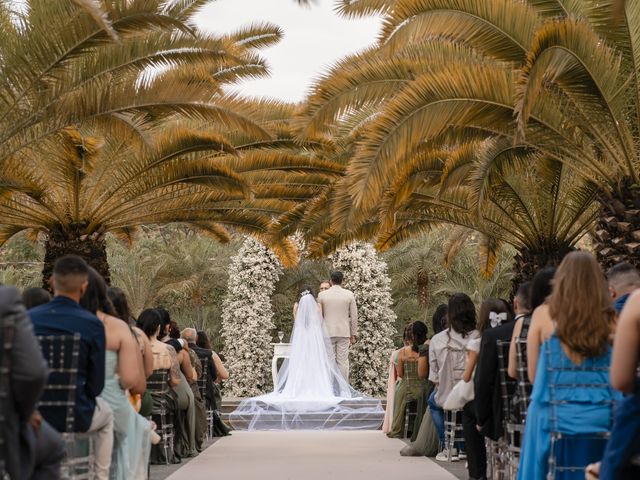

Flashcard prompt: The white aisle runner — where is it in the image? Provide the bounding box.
[167,431,457,480]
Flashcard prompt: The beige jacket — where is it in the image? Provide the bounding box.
[318,285,358,338]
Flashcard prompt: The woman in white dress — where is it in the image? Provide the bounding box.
[229,285,383,430]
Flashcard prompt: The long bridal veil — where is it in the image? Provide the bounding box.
[228,292,384,430]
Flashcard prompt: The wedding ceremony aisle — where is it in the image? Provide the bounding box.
[164,431,458,480]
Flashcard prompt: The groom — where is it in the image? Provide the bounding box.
[318,271,358,380]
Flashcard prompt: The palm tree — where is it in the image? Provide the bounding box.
[294,1,637,272]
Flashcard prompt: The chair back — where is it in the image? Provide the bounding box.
[514,337,532,421]
[196,356,208,402]
[147,369,170,414]
[0,316,15,477]
[496,340,517,424]
[37,334,81,433]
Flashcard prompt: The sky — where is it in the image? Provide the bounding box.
[194,0,382,103]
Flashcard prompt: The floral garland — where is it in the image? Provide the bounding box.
[221,237,283,397]
[331,242,396,396]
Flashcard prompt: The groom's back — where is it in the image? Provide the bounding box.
[318,285,357,338]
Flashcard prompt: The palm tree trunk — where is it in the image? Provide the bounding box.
[511,245,573,295]
[594,180,640,270]
[42,223,110,288]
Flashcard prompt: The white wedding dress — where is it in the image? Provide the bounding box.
[228,292,384,430]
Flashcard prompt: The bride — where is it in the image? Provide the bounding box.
[229,285,383,430]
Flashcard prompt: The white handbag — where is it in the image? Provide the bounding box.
[442,378,474,410]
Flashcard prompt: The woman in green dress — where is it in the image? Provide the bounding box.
[387,321,429,438]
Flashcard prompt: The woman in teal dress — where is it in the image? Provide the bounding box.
[81,268,152,479]
[517,252,621,480]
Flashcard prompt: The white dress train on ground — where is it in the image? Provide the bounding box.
[229,292,384,430]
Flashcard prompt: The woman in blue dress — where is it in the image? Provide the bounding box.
[518,252,621,480]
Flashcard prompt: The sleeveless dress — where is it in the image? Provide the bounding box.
[517,334,621,480]
[387,359,427,438]
[99,351,152,480]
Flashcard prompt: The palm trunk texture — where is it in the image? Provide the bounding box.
[42,223,110,288]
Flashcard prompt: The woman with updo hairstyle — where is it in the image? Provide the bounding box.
[387,321,429,438]
[383,324,415,433]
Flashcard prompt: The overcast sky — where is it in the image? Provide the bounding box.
[194,0,381,103]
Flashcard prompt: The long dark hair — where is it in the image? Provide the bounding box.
[299,284,315,299]
[531,267,555,311]
[196,330,212,350]
[447,293,477,337]
[80,267,116,316]
[107,287,134,324]
[478,298,511,334]
[410,321,428,352]
[431,304,448,336]
[138,309,162,338]
[22,287,51,309]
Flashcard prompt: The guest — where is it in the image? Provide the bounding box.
[517,252,620,480]
[105,287,135,325]
[139,309,181,464]
[319,280,331,292]
[507,267,555,381]
[606,262,640,314]
[30,255,113,480]
[431,303,448,336]
[430,293,480,462]
[156,308,172,341]
[196,331,228,384]
[587,290,640,479]
[387,321,429,438]
[449,296,491,480]
[382,325,412,434]
[178,338,206,451]
[164,336,198,458]
[2,286,65,480]
[22,287,51,310]
[80,268,152,479]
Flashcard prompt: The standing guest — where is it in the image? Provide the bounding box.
[22,288,51,310]
[474,288,528,442]
[606,262,640,314]
[139,309,182,464]
[319,280,331,292]
[182,328,217,407]
[587,289,640,479]
[164,336,198,458]
[106,287,136,325]
[177,338,207,451]
[317,271,358,381]
[2,286,65,480]
[383,325,412,434]
[517,252,620,480]
[431,304,448,336]
[80,268,152,479]
[196,331,229,384]
[29,255,113,480]
[156,308,172,342]
[430,293,480,462]
[387,321,429,438]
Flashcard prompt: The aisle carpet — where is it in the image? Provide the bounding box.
[166,431,458,480]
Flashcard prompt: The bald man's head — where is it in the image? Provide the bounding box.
[181,327,197,343]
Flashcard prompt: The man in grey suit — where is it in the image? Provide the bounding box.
[317,271,358,380]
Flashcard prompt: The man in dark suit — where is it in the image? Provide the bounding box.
[2,285,65,479]
[474,282,531,440]
[30,255,113,480]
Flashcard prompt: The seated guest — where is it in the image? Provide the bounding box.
[508,267,555,380]
[2,286,65,480]
[80,268,153,480]
[30,255,113,480]
[518,252,621,480]
[22,287,51,310]
[474,287,529,441]
[587,290,640,480]
[383,325,412,434]
[430,294,480,462]
[606,262,640,314]
[196,331,228,384]
[387,321,429,438]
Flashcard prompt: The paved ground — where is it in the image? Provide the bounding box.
[163,431,460,480]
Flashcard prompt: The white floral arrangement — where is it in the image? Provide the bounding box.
[221,236,283,397]
[331,242,396,396]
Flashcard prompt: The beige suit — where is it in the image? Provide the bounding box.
[318,285,358,380]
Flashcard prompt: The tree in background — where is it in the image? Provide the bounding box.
[331,242,395,396]
[221,237,283,397]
